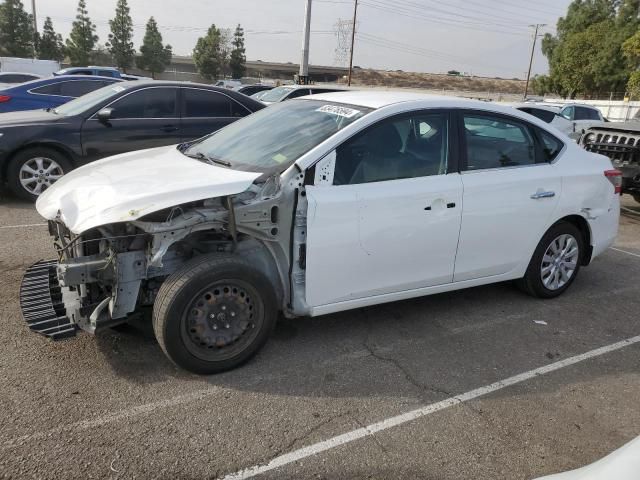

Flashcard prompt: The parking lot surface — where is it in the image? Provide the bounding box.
[1,195,639,479]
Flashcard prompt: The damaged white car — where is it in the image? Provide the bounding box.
[22,92,620,374]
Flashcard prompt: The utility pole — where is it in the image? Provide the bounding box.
[298,0,312,85]
[31,0,38,58]
[347,0,358,86]
[523,23,545,100]
[31,0,37,33]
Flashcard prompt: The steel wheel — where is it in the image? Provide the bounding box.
[19,156,64,195]
[181,279,264,362]
[540,233,580,291]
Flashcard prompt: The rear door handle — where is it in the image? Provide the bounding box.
[160,125,179,132]
[531,191,555,199]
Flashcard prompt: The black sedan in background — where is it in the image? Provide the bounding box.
[0,81,265,200]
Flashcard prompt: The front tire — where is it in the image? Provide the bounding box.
[153,256,278,374]
[518,222,584,298]
[7,147,72,201]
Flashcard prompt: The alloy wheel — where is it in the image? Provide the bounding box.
[540,233,579,291]
[19,157,64,196]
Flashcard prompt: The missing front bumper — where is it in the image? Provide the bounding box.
[19,260,77,340]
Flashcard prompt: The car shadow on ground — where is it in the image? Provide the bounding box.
[93,254,640,402]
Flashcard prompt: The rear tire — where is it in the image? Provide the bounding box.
[153,255,278,374]
[7,147,72,202]
[517,222,584,299]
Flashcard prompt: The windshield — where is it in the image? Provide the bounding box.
[260,86,295,103]
[53,84,126,116]
[183,99,372,175]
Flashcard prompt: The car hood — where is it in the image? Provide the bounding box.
[36,145,262,234]
[588,119,640,133]
[0,109,60,127]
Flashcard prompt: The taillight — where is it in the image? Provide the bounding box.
[604,169,622,194]
[0,95,11,103]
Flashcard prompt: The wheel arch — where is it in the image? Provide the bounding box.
[2,142,77,182]
[552,214,593,266]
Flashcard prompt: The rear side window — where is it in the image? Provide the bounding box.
[575,107,601,121]
[560,106,574,120]
[110,88,178,119]
[1,74,37,83]
[286,89,310,100]
[59,80,106,97]
[98,70,114,77]
[463,114,536,169]
[30,83,62,95]
[70,70,92,75]
[520,107,555,124]
[537,128,564,162]
[183,89,235,117]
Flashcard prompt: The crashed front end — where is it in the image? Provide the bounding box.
[21,220,158,337]
[19,175,299,340]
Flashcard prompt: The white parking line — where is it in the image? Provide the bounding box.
[0,223,46,229]
[609,247,640,259]
[220,335,640,480]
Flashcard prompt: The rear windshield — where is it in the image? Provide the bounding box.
[260,86,295,102]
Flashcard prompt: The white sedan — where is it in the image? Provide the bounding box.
[27,92,621,374]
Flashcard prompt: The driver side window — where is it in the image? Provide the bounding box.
[333,112,449,185]
[109,88,178,119]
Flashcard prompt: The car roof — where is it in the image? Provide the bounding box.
[561,103,599,109]
[300,90,487,109]
[0,71,40,76]
[513,103,560,113]
[2,75,122,89]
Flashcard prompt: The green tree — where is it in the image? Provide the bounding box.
[37,16,64,61]
[106,0,135,72]
[541,0,639,98]
[137,17,172,78]
[193,24,229,81]
[624,30,640,99]
[0,0,35,57]
[627,71,640,99]
[65,0,98,66]
[229,24,246,79]
[623,30,640,66]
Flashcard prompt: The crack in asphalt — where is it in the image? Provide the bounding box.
[260,410,355,466]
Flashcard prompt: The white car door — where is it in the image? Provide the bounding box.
[453,112,562,282]
[305,111,463,307]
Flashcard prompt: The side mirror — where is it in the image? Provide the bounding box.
[97,108,113,123]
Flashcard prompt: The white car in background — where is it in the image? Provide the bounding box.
[515,103,576,139]
[24,92,620,374]
[559,104,606,136]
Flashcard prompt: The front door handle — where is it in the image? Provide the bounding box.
[531,190,555,199]
[160,125,179,132]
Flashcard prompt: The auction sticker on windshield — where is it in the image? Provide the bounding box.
[316,104,361,118]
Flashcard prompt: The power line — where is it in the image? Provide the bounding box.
[359,1,530,36]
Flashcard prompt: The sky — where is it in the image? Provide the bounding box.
[30,0,574,79]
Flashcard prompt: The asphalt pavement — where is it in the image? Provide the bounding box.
[0,194,639,480]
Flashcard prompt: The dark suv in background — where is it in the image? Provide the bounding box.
[581,109,640,202]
